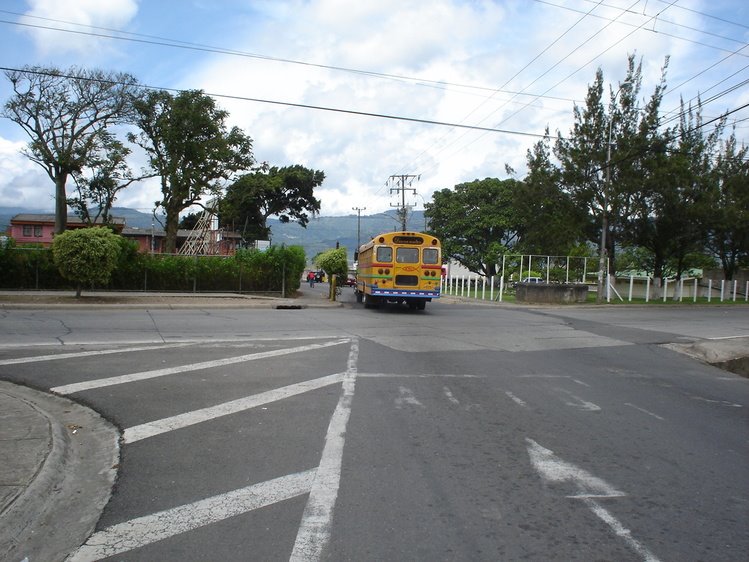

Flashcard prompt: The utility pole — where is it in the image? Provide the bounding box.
[387,174,419,231]
[352,206,366,250]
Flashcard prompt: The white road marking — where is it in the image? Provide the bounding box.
[505,391,527,407]
[124,372,347,443]
[395,385,424,408]
[689,395,743,407]
[50,339,349,394]
[572,378,590,387]
[625,403,665,421]
[443,386,460,405]
[67,469,315,562]
[290,339,359,561]
[358,373,483,378]
[583,498,662,562]
[560,390,601,411]
[0,342,193,365]
[526,439,661,561]
[526,439,624,498]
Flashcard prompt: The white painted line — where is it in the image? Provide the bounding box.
[395,385,424,408]
[68,469,315,562]
[358,373,483,378]
[0,342,193,365]
[290,339,359,561]
[505,391,527,407]
[560,390,601,411]
[583,498,662,562]
[572,378,590,387]
[706,334,749,340]
[624,403,665,421]
[51,339,349,394]
[0,334,339,349]
[443,386,460,405]
[526,438,624,498]
[124,373,347,443]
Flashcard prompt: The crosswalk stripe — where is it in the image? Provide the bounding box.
[67,469,316,562]
[0,343,193,365]
[124,372,346,443]
[50,339,349,395]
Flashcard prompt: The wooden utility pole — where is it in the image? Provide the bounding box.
[387,174,419,231]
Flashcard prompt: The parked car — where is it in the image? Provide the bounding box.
[512,276,544,287]
[343,274,357,287]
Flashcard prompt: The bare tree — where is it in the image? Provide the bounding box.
[2,66,139,233]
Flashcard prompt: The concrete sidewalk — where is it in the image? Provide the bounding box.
[0,381,119,562]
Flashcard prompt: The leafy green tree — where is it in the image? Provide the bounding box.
[516,132,588,254]
[555,56,646,276]
[314,247,348,284]
[67,132,143,226]
[703,128,749,279]
[425,178,520,277]
[3,66,139,234]
[221,165,323,243]
[52,227,122,297]
[129,89,254,253]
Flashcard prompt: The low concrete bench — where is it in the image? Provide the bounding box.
[515,282,589,304]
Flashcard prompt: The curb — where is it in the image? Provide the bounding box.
[0,382,119,562]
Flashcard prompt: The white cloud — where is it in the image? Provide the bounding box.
[0,138,55,209]
[20,0,138,57]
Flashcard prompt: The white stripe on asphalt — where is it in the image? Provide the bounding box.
[584,498,662,562]
[0,342,193,365]
[67,469,316,562]
[290,339,359,561]
[50,339,349,394]
[505,391,527,407]
[124,372,347,443]
[624,402,665,421]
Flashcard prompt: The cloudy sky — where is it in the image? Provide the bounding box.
[0,0,747,218]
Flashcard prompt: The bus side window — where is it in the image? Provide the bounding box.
[376,246,392,262]
[423,248,439,264]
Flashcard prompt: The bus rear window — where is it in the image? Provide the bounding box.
[396,247,419,263]
[376,247,392,262]
[423,248,439,264]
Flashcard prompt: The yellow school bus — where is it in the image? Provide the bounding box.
[355,231,442,310]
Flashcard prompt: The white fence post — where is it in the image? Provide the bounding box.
[679,279,684,302]
[663,278,668,302]
[645,277,650,302]
[482,276,486,300]
[720,280,725,302]
[733,280,737,302]
[693,278,698,302]
[628,275,634,302]
[708,279,712,302]
[490,275,495,301]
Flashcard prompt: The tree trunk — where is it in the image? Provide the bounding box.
[164,212,180,254]
[55,173,69,235]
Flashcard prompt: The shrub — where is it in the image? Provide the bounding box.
[52,227,122,297]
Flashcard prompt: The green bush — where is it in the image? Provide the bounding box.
[52,227,122,296]
[1,241,306,295]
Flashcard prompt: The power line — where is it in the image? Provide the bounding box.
[0,65,553,140]
[0,11,582,106]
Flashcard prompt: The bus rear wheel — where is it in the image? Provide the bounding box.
[363,293,379,309]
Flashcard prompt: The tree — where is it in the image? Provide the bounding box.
[52,227,122,297]
[703,128,749,279]
[129,89,254,253]
[221,165,323,243]
[314,247,348,284]
[67,132,143,226]
[554,57,645,276]
[516,132,588,254]
[2,66,139,233]
[425,178,520,277]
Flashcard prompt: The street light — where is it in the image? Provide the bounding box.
[597,81,631,304]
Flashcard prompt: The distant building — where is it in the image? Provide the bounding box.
[8,214,241,255]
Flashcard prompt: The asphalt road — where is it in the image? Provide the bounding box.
[0,293,747,561]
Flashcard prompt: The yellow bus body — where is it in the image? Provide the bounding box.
[355,231,442,310]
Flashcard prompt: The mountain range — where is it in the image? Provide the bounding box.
[0,206,428,261]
